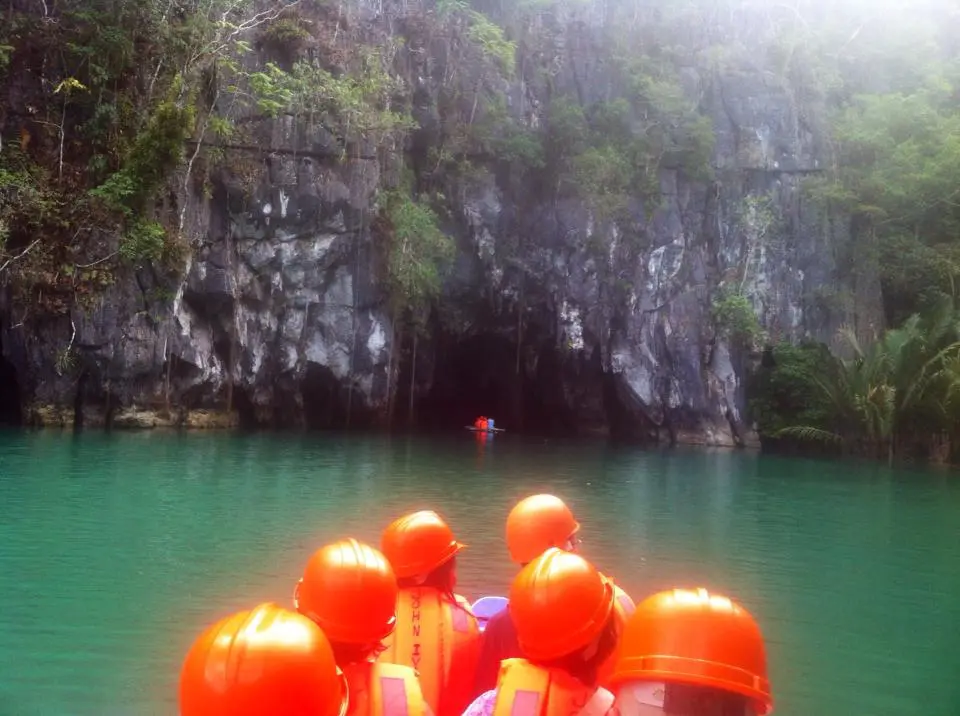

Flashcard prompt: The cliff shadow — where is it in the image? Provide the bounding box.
[413,331,577,436]
[0,335,22,426]
[301,363,377,430]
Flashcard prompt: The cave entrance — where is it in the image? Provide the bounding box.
[300,363,376,430]
[416,331,576,436]
[0,342,22,426]
[302,363,349,429]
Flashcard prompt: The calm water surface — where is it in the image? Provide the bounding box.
[1,430,959,716]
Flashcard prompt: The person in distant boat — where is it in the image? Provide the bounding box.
[606,588,774,716]
[461,548,620,716]
[294,538,429,716]
[472,494,636,697]
[474,416,488,431]
[379,510,481,716]
[179,601,347,716]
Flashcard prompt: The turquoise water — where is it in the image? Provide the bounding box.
[1,430,959,715]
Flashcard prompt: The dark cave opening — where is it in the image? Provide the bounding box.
[301,363,373,430]
[233,387,261,430]
[73,370,89,427]
[0,333,22,426]
[415,331,578,436]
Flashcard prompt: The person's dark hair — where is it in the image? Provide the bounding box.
[329,640,385,666]
[538,612,619,687]
[662,683,755,716]
[397,556,457,598]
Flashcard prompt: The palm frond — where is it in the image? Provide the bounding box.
[775,426,844,444]
[837,327,865,358]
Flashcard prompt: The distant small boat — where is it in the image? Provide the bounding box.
[465,425,506,433]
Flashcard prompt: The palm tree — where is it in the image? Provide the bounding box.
[777,301,960,463]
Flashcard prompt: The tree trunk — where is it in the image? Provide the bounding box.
[386,322,402,427]
[408,331,418,427]
[226,228,237,414]
[515,281,524,375]
[385,315,398,427]
[346,205,363,428]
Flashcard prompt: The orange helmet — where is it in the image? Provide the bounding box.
[381,510,466,579]
[294,538,398,645]
[608,588,773,715]
[509,548,614,661]
[505,494,580,564]
[179,602,346,716]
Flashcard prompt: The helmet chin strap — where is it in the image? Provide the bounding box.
[335,668,351,716]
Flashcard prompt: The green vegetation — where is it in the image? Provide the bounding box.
[247,54,414,147]
[0,0,423,312]
[749,342,836,443]
[423,0,714,229]
[712,288,764,346]
[0,0,716,316]
[715,0,960,461]
[379,188,455,324]
[0,0,299,312]
[753,303,960,463]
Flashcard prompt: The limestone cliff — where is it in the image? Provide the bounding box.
[0,0,883,443]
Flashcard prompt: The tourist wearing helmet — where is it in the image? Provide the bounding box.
[179,602,347,716]
[294,538,429,716]
[379,510,481,716]
[607,588,774,716]
[463,548,621,716]
[473,494,635,696]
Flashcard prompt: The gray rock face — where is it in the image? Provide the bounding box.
[432,9,876,445]
[0,0,881,440]
[0,143,393,429]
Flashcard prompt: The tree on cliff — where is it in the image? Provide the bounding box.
[0,0,302,323]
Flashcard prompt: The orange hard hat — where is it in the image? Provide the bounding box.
[294,538,398,645]
[509,547,615,661]
[381,510,466,579]
[179,602,346,716]
[505,494,580,564]
[608,588,773,715]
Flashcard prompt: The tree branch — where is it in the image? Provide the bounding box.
[56,318,77,377]
[0,238,41,274]
[75,251,118,268]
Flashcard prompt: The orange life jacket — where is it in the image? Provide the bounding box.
[597,582,636,689]
[342,660,427,716]
[491,658,615,716]
[378,587,481,716]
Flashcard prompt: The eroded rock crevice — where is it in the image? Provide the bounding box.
[0,334,21,426]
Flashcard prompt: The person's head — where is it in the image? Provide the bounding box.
[179,602,347,716]
[506,494,581,565]
[294,538,398,665]
[608,588,773,716]
[381,510,466,595]
[509,548,618,686]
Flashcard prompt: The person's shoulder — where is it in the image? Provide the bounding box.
[487,607,511,630]
[461,689,497,716]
